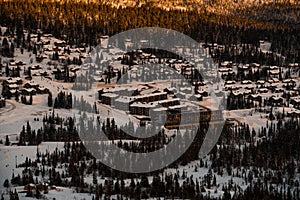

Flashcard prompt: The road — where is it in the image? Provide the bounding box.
[0,100,16,116]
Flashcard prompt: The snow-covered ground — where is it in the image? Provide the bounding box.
[0,142,64,190]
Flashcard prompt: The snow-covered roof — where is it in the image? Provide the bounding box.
[9,89,18,94]
[287,109,300,114]
[133,115,151,120]
[43,34,53,37]
[135,91,167,99]
[282,79,295,83]
[103,86,136,93]
[4,79,17,84]
[22,88,36,93]
[291,98,300,103]
[25,81,39,87]
[152,107,168,112]
[38,86,48,91]
[241,80,252,84]
[258,88,269,93]
[225,81,235,85]
[102,93,119,98]
[130,102,156,108]
[238,65,249,69]
[168,104,187,110]
[269,66,279,70]
[257,80,265,84]
[269,70,279,75]
[289,63,299,67]
[156,98,180,104]
[8,84,19,89]
[219,68,231,72]
[194,93,202,97]
[220,61,232,66]
[251,63,260,67]
[180,87,192,91]
[115,96,132,103]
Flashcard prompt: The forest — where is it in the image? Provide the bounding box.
[1,0,300,199]
[0,0,299,61]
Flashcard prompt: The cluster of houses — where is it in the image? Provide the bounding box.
[219,61,300,78]
[39,34,88,59]
[1,77,23,98]
[215,59,300,115]
[1,78,49,99]
[24,183,59,194]
[226,80,300,109]
[3,60,26,77]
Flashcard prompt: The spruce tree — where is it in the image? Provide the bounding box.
[48,92,53,107]
[5,135,10,146]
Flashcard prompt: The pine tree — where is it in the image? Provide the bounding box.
[15,92,19,102]
[3,179,9,188]
[5,64,9,77]
[29,94,33,105]
[48,92,53,107]
[213,175,217,186]
[5,135,10,146]
[93,171,98,185]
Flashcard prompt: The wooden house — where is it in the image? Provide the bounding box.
[268,96,283,107]
[30,65,42,70]
[20,88,36,96]
[287,110,300,118]
[7,89,19,98]
[36,183,49,191]
[6,84,19,90]
[3,77,22,85]
[24,183,49,192]
[37,87,50,94]
[291,98,300,109]
[24,82,39,89]
[24,184,35,191]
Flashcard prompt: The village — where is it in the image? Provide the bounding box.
[0,20,300,199]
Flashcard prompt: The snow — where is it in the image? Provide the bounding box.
[12,186,94,200]
[0,142,64,190]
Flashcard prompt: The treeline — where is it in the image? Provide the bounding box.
[206,117,300,199]
[53,91,72,109]
[212,118,300,172]
[18,111,79,145]
[0,0,299,61]
[212,42,300,66]
[10,141,229,199]
[10,117,300,199]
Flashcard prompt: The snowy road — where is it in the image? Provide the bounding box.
[0,101,16,116]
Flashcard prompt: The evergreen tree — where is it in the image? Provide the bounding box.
[29,94,33,105]
[48,92,53,107]
[3,179,9,188]
[5,135,10,146]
